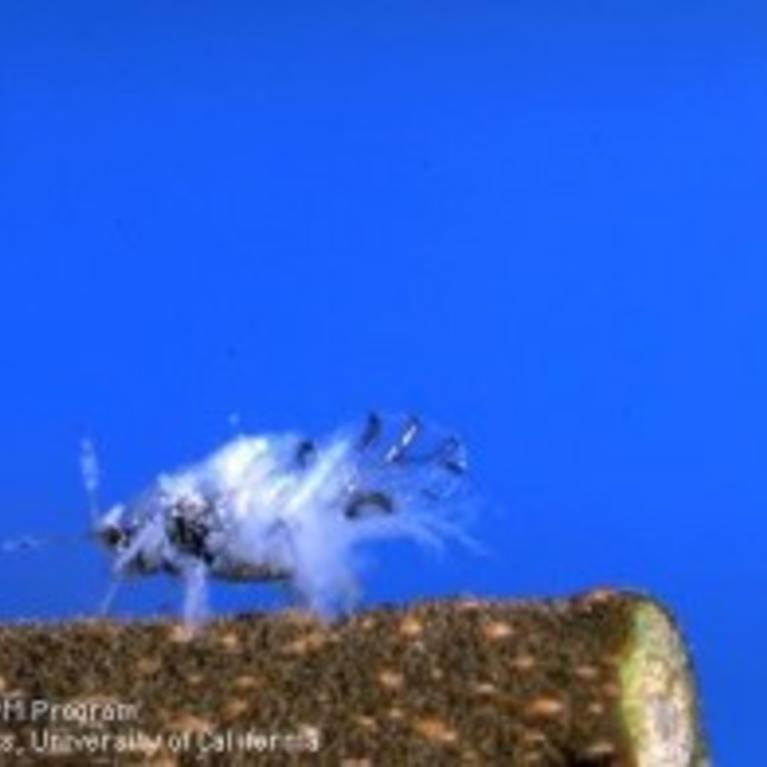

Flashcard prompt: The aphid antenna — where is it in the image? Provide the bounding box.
[0,531,92,554]
[0,439,103,556]
[80,436,102,528]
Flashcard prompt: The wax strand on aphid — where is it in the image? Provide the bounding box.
[80,437,101,526]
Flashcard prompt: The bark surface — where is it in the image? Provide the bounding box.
[0,590,709,765]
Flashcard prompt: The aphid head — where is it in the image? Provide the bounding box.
[93,504,131,552]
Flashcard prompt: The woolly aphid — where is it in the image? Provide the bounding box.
[80,413,476,627]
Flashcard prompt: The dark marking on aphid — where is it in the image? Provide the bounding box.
[420,488,446,502]
[294,440,317,468]
[437,436,468,474]
[345,490,395,519]
[167,503,215,564]
[359,412,383,450]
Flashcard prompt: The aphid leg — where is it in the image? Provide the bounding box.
[332,573,360,619]
[290,571,360,621]
[99,577,123,616]
[181,560,210,631]
[384,415,422,463]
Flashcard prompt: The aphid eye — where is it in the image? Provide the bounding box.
[98,525,124,549]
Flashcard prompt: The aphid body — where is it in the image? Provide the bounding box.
[88,414,472,626]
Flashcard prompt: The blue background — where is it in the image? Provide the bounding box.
[1,3,764,762]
